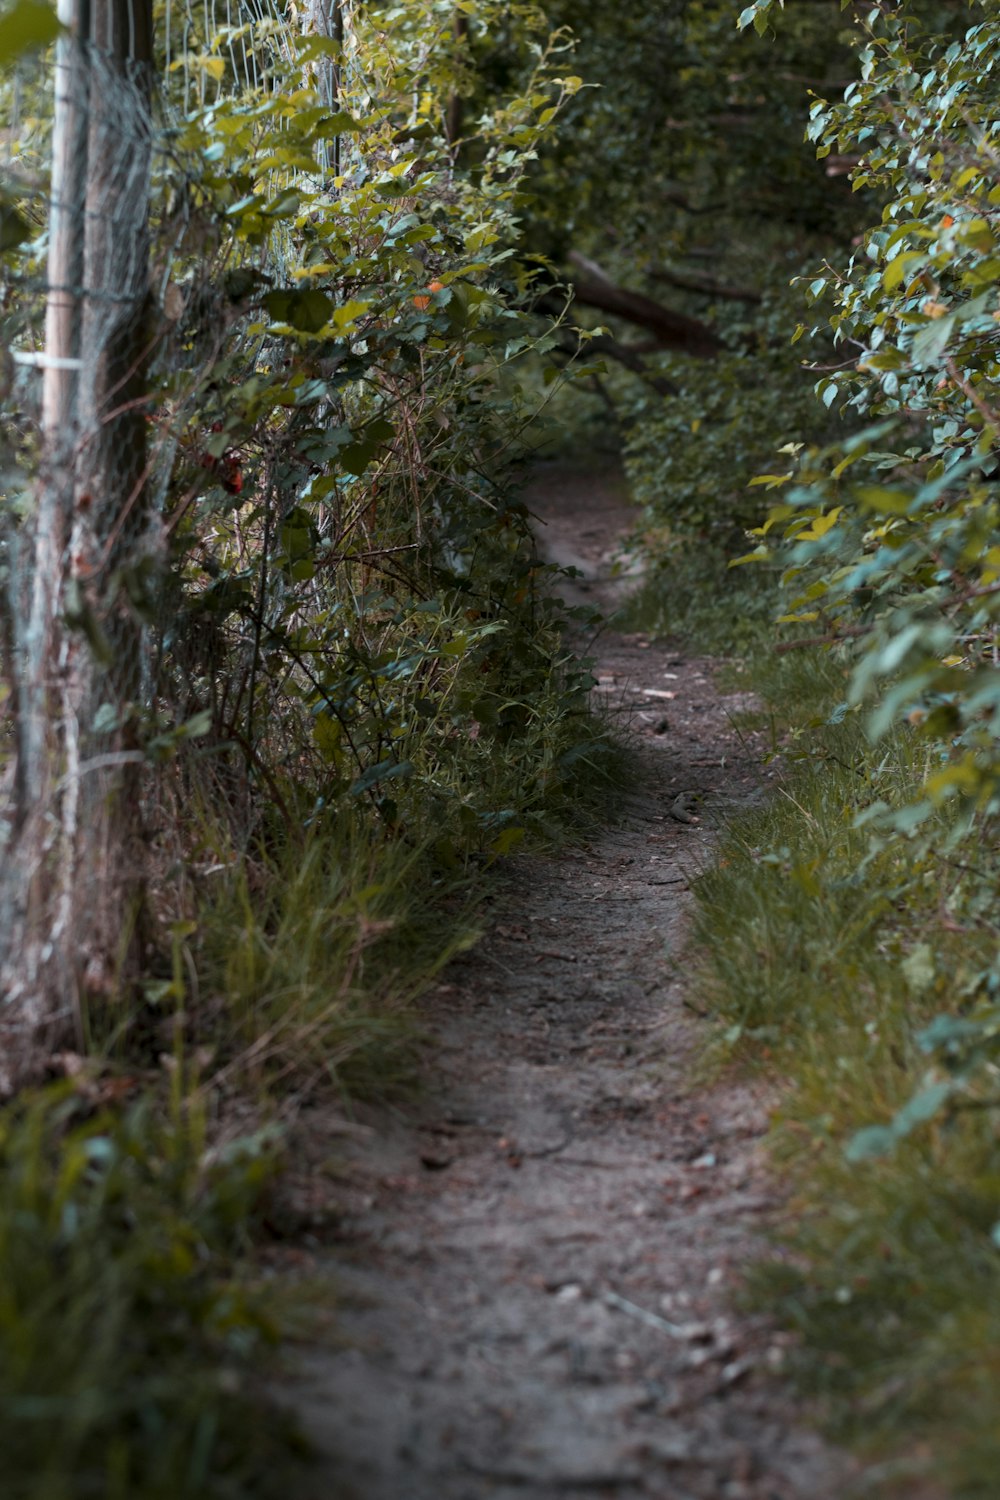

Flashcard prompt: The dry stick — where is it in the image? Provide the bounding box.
[943,579,1000,611]
[603,1290,689,1339]
[313,543,419,566]
[216,724,296,832]
[164,479,206,537]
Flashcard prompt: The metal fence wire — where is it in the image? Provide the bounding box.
[0,2,353,1075]
[2,4,298,768]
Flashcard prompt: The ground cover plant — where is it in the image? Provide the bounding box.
[0,1085,302,1500]
[692,646,1000,1497]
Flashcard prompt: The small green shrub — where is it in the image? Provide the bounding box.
[742,0,1000,824]
[622,336,830,550]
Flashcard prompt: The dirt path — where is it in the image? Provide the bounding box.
[283,465,853,1500]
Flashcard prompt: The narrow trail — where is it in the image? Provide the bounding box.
[284,466,853,1500]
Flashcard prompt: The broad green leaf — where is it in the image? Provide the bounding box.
[892,1080,953,1136]
[0,197,31,253]
[349,759,414,796]
[489,826,525,858]
[0,0,59,59]
[911,313,955,368]
[883,250,926,291]
[264,288,333,333]
[795,507,843,541]
[845,1124,896,1162]
[748,473,793,489]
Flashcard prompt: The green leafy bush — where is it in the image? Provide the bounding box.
[526,0,865,592]
[724,2,1000,1225]
[745,1,1000,822]
[623,327,830,550]
[144,6,597,844]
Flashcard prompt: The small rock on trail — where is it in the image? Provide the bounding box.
[280,463,855,1500]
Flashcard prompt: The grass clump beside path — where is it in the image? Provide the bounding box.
[686,632,1000,1497]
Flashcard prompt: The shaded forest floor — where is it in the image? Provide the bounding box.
[275,465,856,1499]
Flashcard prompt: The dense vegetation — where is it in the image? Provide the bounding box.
[716,8,1000,1495]
[611,4,1000,1493]
[0,3,612,1491]
[1,0,1000,1493]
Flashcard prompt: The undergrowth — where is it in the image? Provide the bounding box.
[687,618,1000,1497]
[2,612,620,1498]
[0,1085,304,1500]
[0,8,625,1485]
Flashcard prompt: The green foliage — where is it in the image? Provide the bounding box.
[621,541,781,656]
[0,0,615,998]
[0,1085,301,1500]
[12,0,1000,1491]
[520,0,868,594]
[0,0,60,63]
[711,13,1000,1341]
[1,0,605,844]
[746,2,1000,823]
[737,0,782,37]
[0,6,621,1057]
[535,0,860,261]
[142,5,607,854]
[636,6,1000,1488]
[177,803,538,1096]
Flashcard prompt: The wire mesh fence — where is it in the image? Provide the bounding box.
[0,1,348,1082]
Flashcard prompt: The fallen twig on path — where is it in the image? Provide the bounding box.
[603,1289,689,1338]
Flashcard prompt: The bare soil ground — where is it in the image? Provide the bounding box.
[280,464,855,1500]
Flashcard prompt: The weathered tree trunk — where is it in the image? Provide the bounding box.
[73,0,154,999]
[306,0,344,174]
[30,0,89,820]
[0,0,154,1092]
[446,12,469,146]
